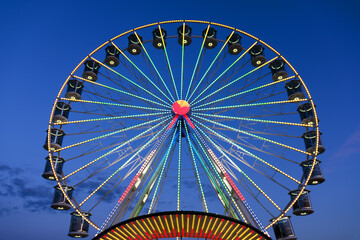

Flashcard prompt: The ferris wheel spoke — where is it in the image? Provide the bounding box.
[192,112,310,127]
[99,117,180,230]
[190,41,258,105]
[184,25,210,101]
[177,121,182,210]
[194,98,307,112]
[191,118,301,184]
[157,24,179,100]
[72,147,141,188]
[187,128,245,221]
[199,130,282,212]
[72,75,170,108]
[78,122,170,207]
[180,22,186,99]
[193,56,280,107]
[189,125,262,227]
[61,117,171,180]
[53,112,165,125]
[59,97,170,112]
[90,57,169,105]
[183,121,208,212]
[194,115,311,156]
[148,128,177,214]
[133,31,176,102]
[196,75,296,109]
[129,125,179,216]
[110,41,173,104]
[210,141,292,191]
[201,58,251,104]
[187,30,235,102]
[56,116,168,152]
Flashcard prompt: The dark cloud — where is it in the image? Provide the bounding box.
[0,164,54,215]
[0,184,15,196]
[12,178,52,198]
[0,164,21,177]
[202,184,218,201]
[24,199,55,213]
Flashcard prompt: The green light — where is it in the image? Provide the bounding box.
[61,98,170,112]
[190,41,257,105]
[159,27,179,100]
[194,75,294,109]
[194,99,306,112]
[184,123,208,212]
[136,32,175,102]
[177,121,182,211]
[92,57,169,105]
[148,125,179,213]
[185,25,209,101]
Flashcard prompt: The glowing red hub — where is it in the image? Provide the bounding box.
[172,100,190,115]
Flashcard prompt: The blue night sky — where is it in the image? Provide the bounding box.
[0,1,359,240]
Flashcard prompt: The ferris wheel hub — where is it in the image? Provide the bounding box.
[172,100,190,115]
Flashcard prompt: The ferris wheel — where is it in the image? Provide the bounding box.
[42,20,325,240]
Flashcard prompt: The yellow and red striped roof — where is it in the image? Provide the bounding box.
[94,211,271,240]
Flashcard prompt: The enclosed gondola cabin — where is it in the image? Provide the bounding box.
[152,28,167,49]
[249,44,266,67]
[177,24,192,46]
[51,185,74,210]
[271,216,297,240]
[104,45,120,67]
[42,155,64,180]
[297,103,316,125]
[289,189,314,216]
[270,59,288,81]
[302,131,325,154]
[43,128,66,151]
[52,101,71,123]
[82,60,100,81]
[227,33,242,55]
[285,80,305,101]
[68,212,91,238]
[65,79,84,100]
[301,159,325,185]
[127,34,142,55]
[202,27,218,49]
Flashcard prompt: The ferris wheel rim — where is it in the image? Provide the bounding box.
[45,19,322,235]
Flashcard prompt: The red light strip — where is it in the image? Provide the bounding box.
[167,115,179,129]
[183,114,195,128]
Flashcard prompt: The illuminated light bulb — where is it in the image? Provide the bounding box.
[308,122,314,126]
[233,49,238,53]
[157,43,162,47]
[110,60,115,65]
[208,42,213,47]
[300,212,307,215]
[256,60,261,65]
[294,97,299,101]
[183,40,188,44]
[132,49,137,53]
[143,194,148,203]
[278,76,283,80]
[88,76,93,80]
[49,176,54,179]
[312,181,318,184]
[71,96,75,100]
[56,120,62,123]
